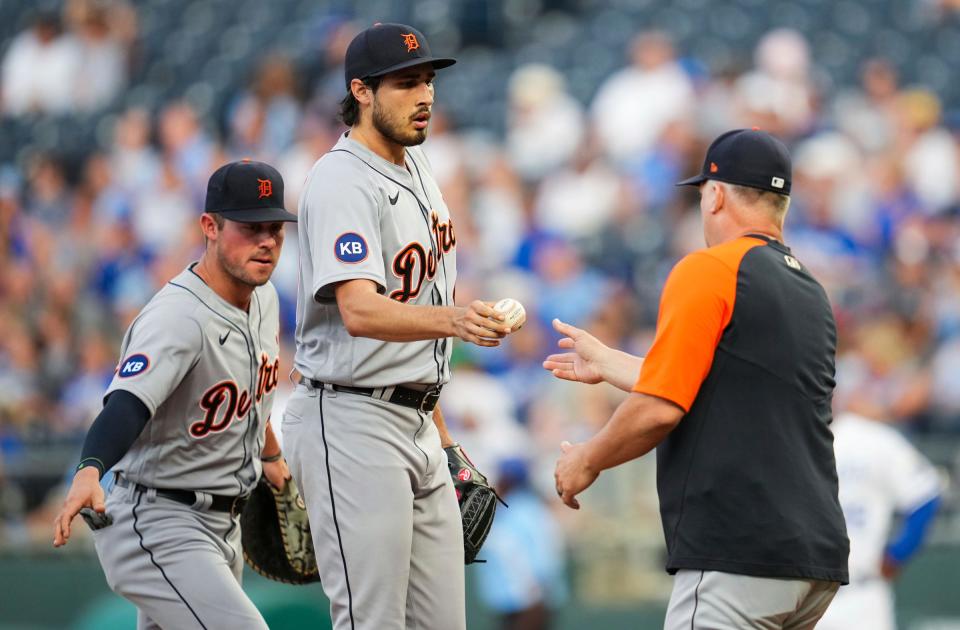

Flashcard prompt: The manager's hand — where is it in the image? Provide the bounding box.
[554,440,599,510]
[542,319,607,384]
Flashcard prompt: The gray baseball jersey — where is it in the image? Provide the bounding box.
[294,132,457,387]
[106,265,282,496]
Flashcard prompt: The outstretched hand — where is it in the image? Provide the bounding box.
[53,467,106,547]
[542,318,608,384]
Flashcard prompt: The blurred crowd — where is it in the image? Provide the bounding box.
[3,0,960,614]
[1,0,137,116]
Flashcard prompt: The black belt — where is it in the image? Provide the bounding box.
[116,476,247,514]
[151,488,248,514]
[299,377,441,413]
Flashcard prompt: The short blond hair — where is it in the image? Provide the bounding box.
[727,183,791,222]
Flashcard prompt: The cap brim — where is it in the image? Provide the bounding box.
[215,208,298,223]
[675,174,708,187]
[367,56,457,79]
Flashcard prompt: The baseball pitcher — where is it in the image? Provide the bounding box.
[284,22,513,630]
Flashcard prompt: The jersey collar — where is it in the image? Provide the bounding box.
[337,132,416,182]
[744,233,790,253]
[170,264,256,326]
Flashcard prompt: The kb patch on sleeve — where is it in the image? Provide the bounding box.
[334,232,369,264]
[117,353,150,378]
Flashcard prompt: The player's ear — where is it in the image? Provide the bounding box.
[351,78,373,106]
[200,213,220,242]
[711,182,725,215]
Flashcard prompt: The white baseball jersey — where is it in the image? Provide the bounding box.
[818,412,941,630]
[294,132,457,388]
[831,412,940,582]
[106,265,282,496]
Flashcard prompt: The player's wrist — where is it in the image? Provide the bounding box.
[579,441,603,477]
[447,306,465,337]
[74,457,106,482]
[76,458,105,480]
[599,345,626,379]
[260,452,282,463]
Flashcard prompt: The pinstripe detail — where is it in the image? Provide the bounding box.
[131,490,207,629]
[319,389,355,629]
[691,570,704,630]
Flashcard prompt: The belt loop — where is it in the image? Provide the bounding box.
[379,386,395,402]
[144,486,157,504]
[192,491,213,511]
[115,474,134,501]
[297,374,321,397]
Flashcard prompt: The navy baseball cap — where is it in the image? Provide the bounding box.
[204,160,297,223]
[677,129,792,195]
[344,22,456,90]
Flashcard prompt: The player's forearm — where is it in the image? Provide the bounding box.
[582,393,683,472]
[601,350,645,392]
[431,405,455,447]
[340,289,460,341]
[262,420,282,458]
[76,390,151,479]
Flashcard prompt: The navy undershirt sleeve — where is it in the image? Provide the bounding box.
[76,390,151,479]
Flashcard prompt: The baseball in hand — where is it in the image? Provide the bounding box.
[493,298,526,331]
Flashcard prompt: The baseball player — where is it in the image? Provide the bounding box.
[817,410,942,630]
[52,160,297,630]
[283,23,513,630]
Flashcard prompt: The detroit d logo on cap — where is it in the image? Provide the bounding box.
[257,178,273,199]
[401,32,419,52]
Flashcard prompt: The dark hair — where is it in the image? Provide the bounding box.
[338,76,382,127]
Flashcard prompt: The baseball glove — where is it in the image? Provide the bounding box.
[445,443,506,564]
[240,476,320,584]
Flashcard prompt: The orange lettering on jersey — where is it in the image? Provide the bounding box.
[256,353,280,401]
[390,243,429,302]
[191,355,278,439]
[191,380,241,438]
[431,212,457,253]
[390,214,456,303]
[237,390,251,418]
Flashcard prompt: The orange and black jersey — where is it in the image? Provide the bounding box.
[635,235,849,583]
